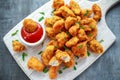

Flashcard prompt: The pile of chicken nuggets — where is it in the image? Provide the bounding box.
[27,0,104,79]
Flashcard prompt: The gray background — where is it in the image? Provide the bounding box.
[0,0,120,80]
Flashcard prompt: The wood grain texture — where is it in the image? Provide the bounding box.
[0,0,120,80]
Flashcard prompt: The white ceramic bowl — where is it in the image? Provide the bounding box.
[19,23,46,46]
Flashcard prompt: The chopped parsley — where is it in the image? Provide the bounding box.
[39,12,45,15]
[63,66,68,70]
[63,46,69,51]
[80,26,84,29]
[99,39,104,43]
[41,42,44,46]
[75,62,78,65]
[73,66,77,70]
[58,70,63,74]
[54,46,58,48]
[78,44,83,48]
[38,16,44,22]
[22,52,27,61]
[76,21,80,25]
[83,10,89,16]
[87,34,93,37]
[87,51,90,56]
[51,9,56,13]
[11,30,19,36]
[38,51,43,55]
[43,67,49,73]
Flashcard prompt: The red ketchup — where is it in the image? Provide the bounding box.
[21,23,43,43]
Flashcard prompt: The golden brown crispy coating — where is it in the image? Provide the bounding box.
[77,29,88,42]
[49,56,62,66]
[69,23,80,36]
[88,39,104,53]
[53,19,64,34]
[52,0,64,10]
[23,19,37,33]
[86,26,98,41]
[12,40,25,52]
[64,50,75,68]
[47,40,58,47]
[41,45,55,66]
[81,9,93,19]
[65,36,79,48]
[55,49,70,63]
[45,16,62,27]
[55,32,69,48]
[46,27,55,38]
[49,66,59,79]
[27,56,44,72]
[59,6,75,18]
[65,17,77,30]
[70,0,81,15]
[92,4,102,22]
[72,41,87,57]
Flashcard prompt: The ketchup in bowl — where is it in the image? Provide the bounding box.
[20,19,45,46]
[21,23,43,43]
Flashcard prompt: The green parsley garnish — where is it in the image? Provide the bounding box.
[54,46,58,48]
[84,10,89,16]
[87,51,90,56]
[43,67,49,73]
[22,52,27,61]
[73,66,77,70]
[78,44,83,48]
[58,70,63,74]
[63,66,68,70]
[38,16,44,22]
[63,46,69,51]
[99,39,104,43]
[38,51,43,55]
[41,42,44,46]
[75,62,78,65]
[87,34,93,37]
[11,30,19,36]
[76,21,80,25]
[39,12,45,15]
[15,40,19,41]
[80,26,84,29]
[52,9,56,13]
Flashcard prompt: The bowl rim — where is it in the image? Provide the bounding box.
[19,23,46,46]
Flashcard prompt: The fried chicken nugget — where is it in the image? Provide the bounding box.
[27,56,44,72]
[86,26,98,41]
[55,49,70,63]
[23,19,37,33]
[41,45,55,66]
[65,17,77,30]
[45,16,62,27]
[70,0,81,15]
[46,27,55,38]
[64,50,75,68]
[53,19,64,34]
[49,66,59,79]
[49,56,62,66]
[55,32,69,48]
[72,41,87,57]
[52,0,64,10]
[65,36,79,48]
[92,4,102,22]
[69,23,80,36]
[88,39,104,53]
[81,9,93,19]
[59,6,75,18]
[12,40,25,52]
[77,29,88,42]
